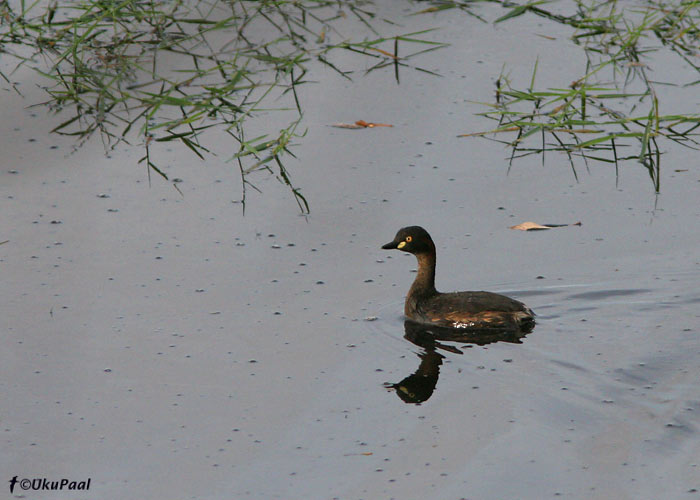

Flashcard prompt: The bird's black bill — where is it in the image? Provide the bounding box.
[382,241,399,250]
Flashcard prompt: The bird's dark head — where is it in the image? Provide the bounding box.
[382,226,435,255]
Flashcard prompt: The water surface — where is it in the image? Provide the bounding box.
[2,2,699,499]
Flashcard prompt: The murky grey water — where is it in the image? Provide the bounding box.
[2,2,699,499]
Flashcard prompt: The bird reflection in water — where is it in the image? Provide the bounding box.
[386,320,534,404]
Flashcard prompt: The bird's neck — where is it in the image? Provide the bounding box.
[409,251,437,298]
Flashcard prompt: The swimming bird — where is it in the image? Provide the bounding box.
[382,226,535,331]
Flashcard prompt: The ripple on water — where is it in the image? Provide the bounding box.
[566,288,652,301]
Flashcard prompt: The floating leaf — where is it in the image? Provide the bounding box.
[331,120,393,129]
[355,120,393,128]
[510,221,582,231]
[510,222,551,231]
[331,123,365,129]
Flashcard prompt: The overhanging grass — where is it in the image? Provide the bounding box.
[0,0,446,212]
[431,0,700,191]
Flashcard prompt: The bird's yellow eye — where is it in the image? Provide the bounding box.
[406,236,412,243]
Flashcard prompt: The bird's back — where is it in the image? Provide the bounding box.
[409,290,535,331]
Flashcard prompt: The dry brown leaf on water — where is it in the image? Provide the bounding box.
[510,221,582,231]
[330,122,365,129]
[331,120,393,129]
[510,222,551,231]
[355,120,393,128]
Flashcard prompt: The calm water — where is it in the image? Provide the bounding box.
[2,2,699,499]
